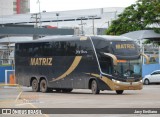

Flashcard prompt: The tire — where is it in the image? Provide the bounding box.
[91,80,100,94]
[144,79,150,85]
[32,79,40,92]
[116,90,124,94]
[62,88,73,93]
[40,79,48,93]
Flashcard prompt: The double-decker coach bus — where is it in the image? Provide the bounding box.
[15,35,149,94]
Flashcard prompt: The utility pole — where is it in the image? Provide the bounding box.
[31,13,41,39]
[56,13,59,27]
[159,46,160,64]
[78,17,86,35]
[114,10,117,20]
[81,18,84,35]
[89,15,97,35]
[37,0,41,27]
[108,21,110,28]
[31,13,40,28]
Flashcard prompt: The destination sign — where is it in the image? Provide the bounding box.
[115,44,135,49]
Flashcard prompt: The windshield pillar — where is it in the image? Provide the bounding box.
[103,53,117,65]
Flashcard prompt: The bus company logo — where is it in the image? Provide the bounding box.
[30,58,52,66]
[116,44,135,49]
[76,50,88,54]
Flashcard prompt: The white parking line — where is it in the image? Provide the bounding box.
[15,91,22,103]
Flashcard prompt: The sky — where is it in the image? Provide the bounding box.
[30,0,137,13]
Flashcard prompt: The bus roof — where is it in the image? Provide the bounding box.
[16,35,134,44]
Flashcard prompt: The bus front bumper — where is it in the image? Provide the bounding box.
[112,79,143,90]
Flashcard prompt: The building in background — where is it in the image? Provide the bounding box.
[0,7,124,64]
[0,0,30,16]
[0,6,160,78]
[0,7,124,35]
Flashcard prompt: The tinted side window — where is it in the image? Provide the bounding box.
[151,71,158,75]
[32,43,43,57]
[66,41,78,56]
[152,71,160,75]
[16,43,33,57]
[92,40,110,53]
[50,41,78,56]
[41,42,52,56]
[15,40,93,57]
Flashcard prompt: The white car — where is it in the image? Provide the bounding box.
[143,70,160,85]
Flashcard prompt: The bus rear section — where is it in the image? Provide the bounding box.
[15,37,101,94]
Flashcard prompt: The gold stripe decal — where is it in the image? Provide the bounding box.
[80,36,88,40]
[86,73,142,90]
[86,73,115,90]
[51,56,82,82]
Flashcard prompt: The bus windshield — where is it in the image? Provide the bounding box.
[113,59,141,77]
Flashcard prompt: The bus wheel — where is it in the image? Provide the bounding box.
[40,79,48,93]
[91,80,100,94]
[32,79,40,92]
[116,90,124,94]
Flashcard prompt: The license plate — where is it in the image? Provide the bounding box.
[128,86,134,90]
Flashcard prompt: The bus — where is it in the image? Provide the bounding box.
[15,35,149,94]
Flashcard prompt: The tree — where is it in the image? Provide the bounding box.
[105,0,160,35]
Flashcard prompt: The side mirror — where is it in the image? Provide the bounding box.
[140,53,150,64]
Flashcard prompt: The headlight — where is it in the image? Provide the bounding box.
[112,79,120,83]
